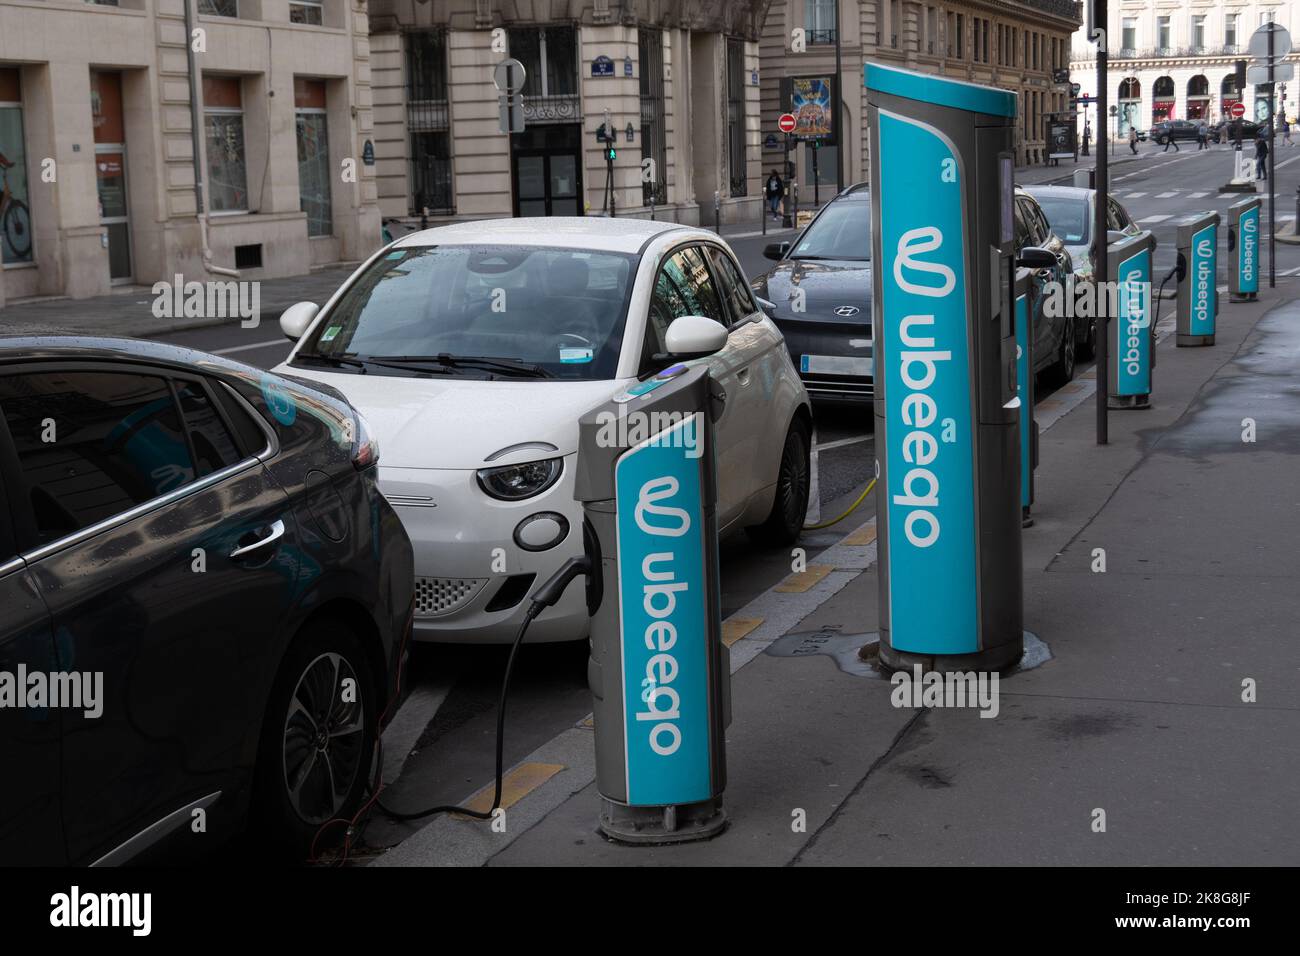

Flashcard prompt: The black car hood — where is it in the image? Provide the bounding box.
[752,258,873,330]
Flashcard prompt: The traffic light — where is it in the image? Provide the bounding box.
[605,145,617,161]
[1236,59,1247,94]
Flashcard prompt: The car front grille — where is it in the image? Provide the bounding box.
[414,576,487,618]
[801,373,874,400]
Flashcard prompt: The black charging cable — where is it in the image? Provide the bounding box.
[373,555,593,823]
[1151,257,1184,333]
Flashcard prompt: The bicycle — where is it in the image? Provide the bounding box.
[0,152,32,259]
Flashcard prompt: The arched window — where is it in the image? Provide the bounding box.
[1117,77,1141,136]
[1187,75,1210,119]
[1152,76,1175,122]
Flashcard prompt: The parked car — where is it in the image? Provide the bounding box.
[1014,187,1077,385]
[1210,118,1263,144]
[275,217,813,645]
[751,183,874,404]
[1024,184,1148,360]
[0,338,414,864]
[1150,119,1201,145]
[752,183,1074,400]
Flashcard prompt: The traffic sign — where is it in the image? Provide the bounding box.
[493,58,527,94]
[1230,101,1247,118]
[1248,22,1292,61]
[1071,82,1081,97]
[1248,63,1294,84]
[778,113,797,134]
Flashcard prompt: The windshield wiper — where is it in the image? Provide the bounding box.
[294,353,452,376]
[370,354,554,378]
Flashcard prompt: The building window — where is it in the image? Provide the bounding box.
[509,26,578,99]
[203,75,247,213]
[1121,17,1136,54]
[890,0,900,48]
[1192,15,1206,52]
[406,30,452,215]
[806,0,836,44]
[295,79,330,237]
[726,37,747,198]
[0,69,32,265]
[1156,16,1171,52]
[1225,13,1239,51]
[289,1,322,25]
[198,0,237,17]
[956,14,964,58]
[639,28,667,207]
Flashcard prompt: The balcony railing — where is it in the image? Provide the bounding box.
[407,99,450,133]
[1109,45,1252,61]
[522,93,581,124]
[807,29,837,45]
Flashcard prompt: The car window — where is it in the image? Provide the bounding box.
[0,371,197,544]
[789,197,871,260]
[706,246,758,325]
[643,246,728,373]
[1108,199,1131,230]
[1029,203,1053,243]
[1013,201,1031,250]
[1033,195,1090,244]
[295,245,637,380]
[174,379,244,477]
[1015,198,1040,247]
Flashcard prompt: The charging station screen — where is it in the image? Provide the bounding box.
[877,110,979,655]
[614,414,711,806]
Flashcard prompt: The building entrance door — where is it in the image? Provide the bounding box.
[511,123,582,217]
[91,71,132,283]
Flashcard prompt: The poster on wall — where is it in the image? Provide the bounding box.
[0,69,32,265]
[781,76,835,142]
[1046,116,1077,159]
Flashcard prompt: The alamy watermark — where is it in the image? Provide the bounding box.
[0,666,102,718]
[593,406,702,458]
[890,665,1000,718]
[151,274,260,328]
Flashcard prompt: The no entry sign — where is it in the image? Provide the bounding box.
[778,113,797,134]
[1230,101,1246,118]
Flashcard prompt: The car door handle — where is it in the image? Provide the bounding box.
[230,519,286,559]
[736,366,751,384]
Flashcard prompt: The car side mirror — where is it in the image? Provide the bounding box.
[1106,230,1127,245]
[664,315,728,359]
[279,301,319,341]
[763,241,791,261]
[1017,246,1057,269]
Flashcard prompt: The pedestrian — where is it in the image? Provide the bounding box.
[1284,116,1293,146]
[1162,128,1180,152]
[1197,123,1208,150]
[1256,130,1269,180]
[1129,126,1138,155]
[764,169,785,220]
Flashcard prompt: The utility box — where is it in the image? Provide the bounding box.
[865,63,1024,673]
[1175,210,1220,346]
[574,364,729,844]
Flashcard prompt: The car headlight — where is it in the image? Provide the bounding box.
[476,458,563,501]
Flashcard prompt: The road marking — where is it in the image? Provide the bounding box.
[213,338,288,355]
[841,524,877,546]
[1138,214,1173,223]
[380,680,455,784]
[722,617,764,647]
[1188,191,1209,198]
[454,762,564,817]
[1125,191,1147,198]
[814,434,872,453]
[775,564,834,592]
[1156,191,1178,198]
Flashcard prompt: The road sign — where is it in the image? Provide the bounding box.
[1109,105,1118,116]
[493,58,526,94]
[498,93,524,134]
[1248,22,1292,60]
[1230,101,1247,118]
[1249,63,1295,84]
[778,113,797,134]
[1071,82,1081,96]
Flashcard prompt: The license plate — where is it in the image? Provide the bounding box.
[801,354,873,376]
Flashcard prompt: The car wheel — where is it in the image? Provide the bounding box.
[747,416,811,546]
[1046,314,1076,387]
[255,620,377,859]
[1078,314,1097,361]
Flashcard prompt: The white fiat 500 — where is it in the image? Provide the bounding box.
[275,217,812,643]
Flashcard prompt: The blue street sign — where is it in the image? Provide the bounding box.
[592,55,614,77]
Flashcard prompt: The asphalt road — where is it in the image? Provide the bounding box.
[147,143,1300,858]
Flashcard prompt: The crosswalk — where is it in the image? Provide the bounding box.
[1116,185,1297,227]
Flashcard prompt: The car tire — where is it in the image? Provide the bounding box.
[747,416,811,547]
[254,620,377,860]
[1078,315,1097,361]
[1046,314,1077,388]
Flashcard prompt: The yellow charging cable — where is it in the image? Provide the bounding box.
[804,477,877,530]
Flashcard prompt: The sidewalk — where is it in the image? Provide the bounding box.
[374,278,1300,867]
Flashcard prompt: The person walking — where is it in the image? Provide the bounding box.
[1283,115,1293,146]
[1197,122,1209,150]
[1162,128,1180,152]
[1129,126,1139,155]
[1256,130,1270,180]
[764,169,785,220]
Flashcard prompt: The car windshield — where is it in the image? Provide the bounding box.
[1034,196,1090,245]
[790,198,870,261]
[294,244,637,380]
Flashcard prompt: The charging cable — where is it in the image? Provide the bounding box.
[372,555,593,825]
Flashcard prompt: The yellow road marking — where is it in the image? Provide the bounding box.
[454,762,564,818]
[775,564,833,592]
[842,523,877,547]
[722,616,763,646]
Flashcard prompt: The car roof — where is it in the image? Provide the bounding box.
[1023,185,1093,202]
[390,216,702,254]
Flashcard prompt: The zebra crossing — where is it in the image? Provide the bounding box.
[1116,185,1298,225]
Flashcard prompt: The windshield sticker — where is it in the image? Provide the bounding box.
[385,250,406,260]
[320,325,342,343]
[559,347,594,364]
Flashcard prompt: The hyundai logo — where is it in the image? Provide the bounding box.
[834,305,861,316]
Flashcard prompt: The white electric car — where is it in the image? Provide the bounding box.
[274,217,812,643]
